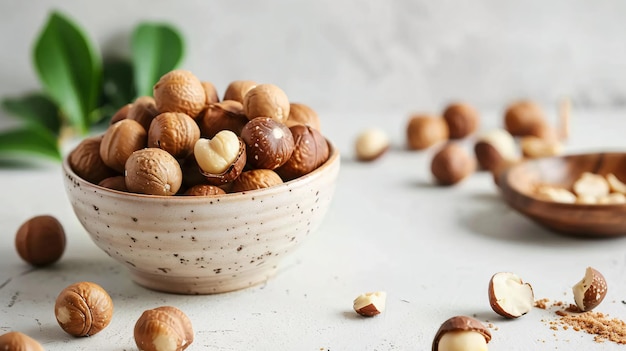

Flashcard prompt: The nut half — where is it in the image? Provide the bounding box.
[353,291,386,317]
[432,316,491,351]
[488,272,534,318]
[194,131,247,185]
[572,267,608,312]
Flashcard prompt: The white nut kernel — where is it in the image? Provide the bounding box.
[597,193,626,204]
[576,194,598,205]
[354,128,389,162]
[477,129,518,162]
[520,136,563,158]
[488,272,534,319]
[536,185,576,203]
[353,291,386,317]
[606,173,626,194]
[194,130,240,174]
[438,330,489,351]
[573,172,610,198]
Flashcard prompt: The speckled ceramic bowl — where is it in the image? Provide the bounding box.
[62,144,340,294]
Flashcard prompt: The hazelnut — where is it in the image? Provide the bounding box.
[110,103,131,125]
[100,119,147,173]
[474,129,518,171]
[442,102,480,139]
[230,169,283,193]
[125,148,183,196]
[198,100,248,138]
[127,96,159,131]
[572,267,607,312]
[520,136,562,158]
[353,128,389,162]
[184,184,226,196]
[432,316,491,351]
[276,125,330,181]
[98,176,128,192]
[15,215,65,266]
[0,331,44,351]
[406,115,449,150]
[430,144,476,186]
[148,112,200,159]
[573,172,610,198]
[55,281,114,337]
[194,131,246,185]
[353,291,386,317]
[180,153,208,189]
[134,306,194,351]
[153,69,206,118]
[241,117,295,170]
[504,100,548,137]
[223,80,257,103]
[488,272,534,319]
[201,81,220,105]
[69,136,117,184]
[243,84,290,123]
[285,103,321,130]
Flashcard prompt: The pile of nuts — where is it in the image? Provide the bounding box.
[534,172,626,204]
[70,70,330,196]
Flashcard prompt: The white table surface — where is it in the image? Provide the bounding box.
[2,108,626,350]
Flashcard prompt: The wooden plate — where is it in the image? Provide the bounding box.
[498,152,626,237]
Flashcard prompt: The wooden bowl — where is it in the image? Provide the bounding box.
[498,152,626,237]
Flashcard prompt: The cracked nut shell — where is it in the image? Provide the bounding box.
[55,281,113,337]
[134,306,194,351]
[432,316,491,351]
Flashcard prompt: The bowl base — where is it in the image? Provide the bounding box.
[128,266,279,294]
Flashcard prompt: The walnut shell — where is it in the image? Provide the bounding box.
[0,331,44,351]
[154,70,207,118]
[231,169,283,193]
[443,102,480,139]
[223,80,257,103]
[69,136,117,184]
[406,115,449,150]
[285,103,321,130]
[15,215,65,266]
[125,148,183,196]
[198,100,248,138]
[54,282,113,337]
[100,119,148,173]
[127,96,159,131]
[243,84,290,123]
[276,125,329,181]
[148,112,200,159]
[134,306,194,351]
[241,117,295,170]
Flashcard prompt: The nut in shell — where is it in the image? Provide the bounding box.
[128,96,159,131]
[148,112,200,159]
[353,291,386,317]
[223,80,257,103]
[276,125,330,181]
[406,114,449,150]
[100,119,148,173]
[354,128,389,162]
[473,129,518,172]
[201,81,220,105]
[442,102,480,139]
[504,100,548,137]
[488,272,534,319]
[184,184,226,196]
[230,169,283,193]
[430,144,476,186]
[285,103,321,130]
[243,84,290,123]
[125,148,183,196]
[194,131,247,185]
[55,281,114,337]
[198,100,248,138]
[241,117,295,170]
[134,306,194,351]
[69,136,117,184]
[15,215,66,266]
[110,103,131,125]
[572,267,608,312]
[153,69,207,118]
[0,331,44,351]
[432,316,491,351]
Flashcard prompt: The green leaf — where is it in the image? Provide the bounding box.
[33,11,102,134]
[2,93,61,135]
[0,125,61,161]
[102,59,135,109]
[132,22,184,97]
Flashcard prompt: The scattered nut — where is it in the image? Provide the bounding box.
[432,316,491,351]
[230,169,283,193]
[198,100,248,138]
[127,96,160,131]
[488,272,534,319]
[184,184,226,196]
[353,291,386,317]
[125,148,183,196]
[535,185,577,203]
[572,267,608,312]
[276,125,330,181]
[520,136,563,158]
[100,119,148,173]
[606,173,626,194]
[241,117,295,170]
[504,100,548,137]
[134,306,194,351]
[406,115,449,150]
[573,172,610,198]
[148,112,200,159]
[69,136,117,184]
[154,69,207,118]
[110,103,131,125]
[15,215,65,266]
[474,129,518,171]
[0,331,44,351]
[194,130,246,184]
[55,281,114,337]
[98,176,128,192]
[442,102,480,139]
[243,84,290,123]
[285,103,321,130]
[223,80,257,103]
[354,128,389,162]
[430,144,476,186]
[201,81,220,106]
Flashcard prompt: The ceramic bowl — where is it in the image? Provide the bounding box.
[62,143,340,294]
[498,152,626,237]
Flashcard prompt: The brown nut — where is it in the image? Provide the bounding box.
[488,272,534,319]
[127,96,159,131]
[201,81,220,106]
[110,103,131,125]
[276,125,330,181]
[153,69,207,118]
[15,215,65,266]
[473,129,518,171]
[148,112,200,159]
[431,144,476,186]
[125,148,183,196]
[353,291,386,317]
[432,316,491,351]
[442,102,480,139]
[69,136,117,184]
[98,176,128,192]
[100,119,148,173]
[353,128,389,162]
[184,184,226,196]
[198,100,248,138]
[573,267,608,312]
[223,80,257,103]
[241,117,295,170]
[504,100,547,137]
[406,115,449,150]
[285,103,321,130]
[243,84,290,123]
[194,131,247,185]
[55,281,114,337]
[230,169,283,193]
[134,306,194,351]
[0,331,44,351]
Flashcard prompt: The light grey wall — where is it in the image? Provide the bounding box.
[1,0,625,120]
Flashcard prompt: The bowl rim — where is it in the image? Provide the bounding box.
[63,140,340,202]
